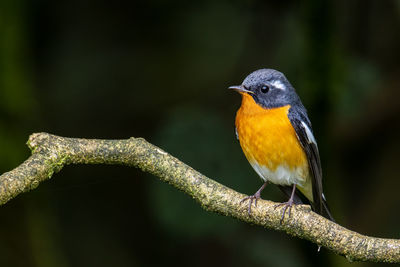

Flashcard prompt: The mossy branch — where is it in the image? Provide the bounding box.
[0,132,399,263]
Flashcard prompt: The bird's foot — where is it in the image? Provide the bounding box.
[240,192,261,215]
[274,198,295,224]
[240,182,267,215]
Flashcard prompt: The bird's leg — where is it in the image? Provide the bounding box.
[240,182,267,215]
[274,184,296,224]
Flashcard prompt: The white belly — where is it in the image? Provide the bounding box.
[249,160,307,186]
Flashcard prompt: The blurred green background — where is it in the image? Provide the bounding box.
[1,0,400,266]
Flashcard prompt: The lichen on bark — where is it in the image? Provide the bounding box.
[0,132,399,263]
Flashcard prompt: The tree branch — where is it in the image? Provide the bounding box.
[0,132,399,263]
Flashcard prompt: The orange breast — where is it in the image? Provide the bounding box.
[235,93,308,172]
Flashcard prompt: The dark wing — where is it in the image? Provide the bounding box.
[288,106,323,215]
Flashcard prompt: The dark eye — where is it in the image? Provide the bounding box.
[260,85,270,93]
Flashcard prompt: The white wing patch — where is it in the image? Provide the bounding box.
[271,80,286,90]
[301,121,317,147]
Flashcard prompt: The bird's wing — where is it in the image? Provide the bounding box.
[288,107,323,215]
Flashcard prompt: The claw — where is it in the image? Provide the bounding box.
[240,194,259,214]
[240,182,267,215]
[274,184,297,224]
[274,199,294,224]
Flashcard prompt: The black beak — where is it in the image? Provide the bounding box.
[228,85,253,94]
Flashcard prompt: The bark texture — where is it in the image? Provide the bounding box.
[0,132,398,263]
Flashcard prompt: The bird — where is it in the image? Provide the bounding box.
[229,68,333,222]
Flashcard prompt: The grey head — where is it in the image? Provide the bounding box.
[229,69,302,109]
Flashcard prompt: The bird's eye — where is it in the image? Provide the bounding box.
[260,85,270,93]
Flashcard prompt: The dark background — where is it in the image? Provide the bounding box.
[1,0,400,266]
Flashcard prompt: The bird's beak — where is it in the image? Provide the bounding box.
[228,85,253,94]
